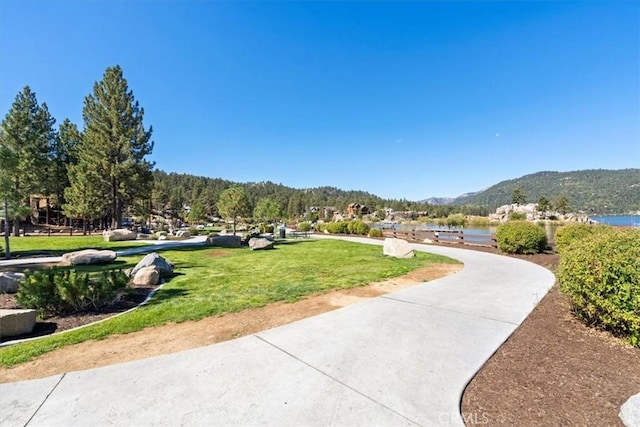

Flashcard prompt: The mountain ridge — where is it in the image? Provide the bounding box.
[434,168,640,214]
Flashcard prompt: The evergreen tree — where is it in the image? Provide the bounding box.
[0,86,55,235]
[63,161,105,235]
[555,194,571,215]
[78,65,154,229]
[48,119,81,224]
[511,186,527,205]
[217,186,250,235]
[536,196,551,214]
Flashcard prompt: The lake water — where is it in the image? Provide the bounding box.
[589,215,640,227]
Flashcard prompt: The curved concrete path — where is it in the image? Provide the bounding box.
[0,237,555,426]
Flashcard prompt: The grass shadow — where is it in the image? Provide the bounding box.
[142,288,189,306]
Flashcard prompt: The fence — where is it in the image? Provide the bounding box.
[382,228,497,248]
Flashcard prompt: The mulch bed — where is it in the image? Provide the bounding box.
[0,264,155,343]
[458,247,640,426]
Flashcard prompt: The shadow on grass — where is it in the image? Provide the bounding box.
[142,287,189,306]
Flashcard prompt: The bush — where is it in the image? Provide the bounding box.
[298,222,312,232]
[447,214,467,228]
[368,228,383,238]
[557,228,640,347]
[327,221,349,234]
[16,268,129,315]
[259,224,274,234]
[554,223,609,254]
[495,221,547,254]
[347,220,370,235]
[509,212,526,221]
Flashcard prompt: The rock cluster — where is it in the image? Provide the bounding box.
[128,253,174,286]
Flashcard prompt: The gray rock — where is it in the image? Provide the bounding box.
[132,266,160,286]
[206,235,242,248]
[249,237,274,250]
[103,229,138,242]
[129,252,174,278]
[0,309,37,338]
[0,272,25,294]
[620,392,640,427]
[176,230,191,239]
[61,249,117,266]
[383,238,414,259]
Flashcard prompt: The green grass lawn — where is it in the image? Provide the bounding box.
[2,235,147,257]
[0,239,459,367]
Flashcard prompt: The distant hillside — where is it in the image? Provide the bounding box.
[420,197,455,206]
[453,169,640,214]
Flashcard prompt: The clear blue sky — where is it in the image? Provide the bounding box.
[2,1,639,201]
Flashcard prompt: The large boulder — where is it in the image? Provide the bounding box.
[103,229,138,242]
[61,249,117,266]
[206,235,242,248]
[383,238,414,259]
[176,230,191,239]
[0,309,37,338]
[0,272,25,294]
[248,237,274,251]
[132,266,160,286]
[620,392,640,427]
[129,252,174,278]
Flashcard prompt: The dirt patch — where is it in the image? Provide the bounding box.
[0,263,461,383]
[204,250,232,257]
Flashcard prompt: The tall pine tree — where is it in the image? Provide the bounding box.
[0,86,55,235]
[78,65,154,228]
[49,119,81,224]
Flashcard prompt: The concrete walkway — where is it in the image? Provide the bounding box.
[0,237,555,426]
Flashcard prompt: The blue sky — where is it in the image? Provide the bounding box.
[1,1,639,200]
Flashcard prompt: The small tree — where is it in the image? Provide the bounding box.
[253,198,281,223]
[217,187,250,235]
[555,194,571,215]
[187,201,206,225]
[536,196,551,216]
[511,186,526,205]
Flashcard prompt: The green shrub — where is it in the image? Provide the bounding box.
[554,223,609,254]
[509,212,526,221]
[495,221,547,254]
[259,224,274,234]
[298,222,312,232]
[557,228,640,347]
[327,221,349,234]
[368,228,384,238]
[447,214,467,228]
[16,268,128,315]
[347,220,370,235]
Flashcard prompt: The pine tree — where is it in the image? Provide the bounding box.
[48,119,81,225]
[0,86,55,235]
[63,161,105,234]
[78,65,154,229]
